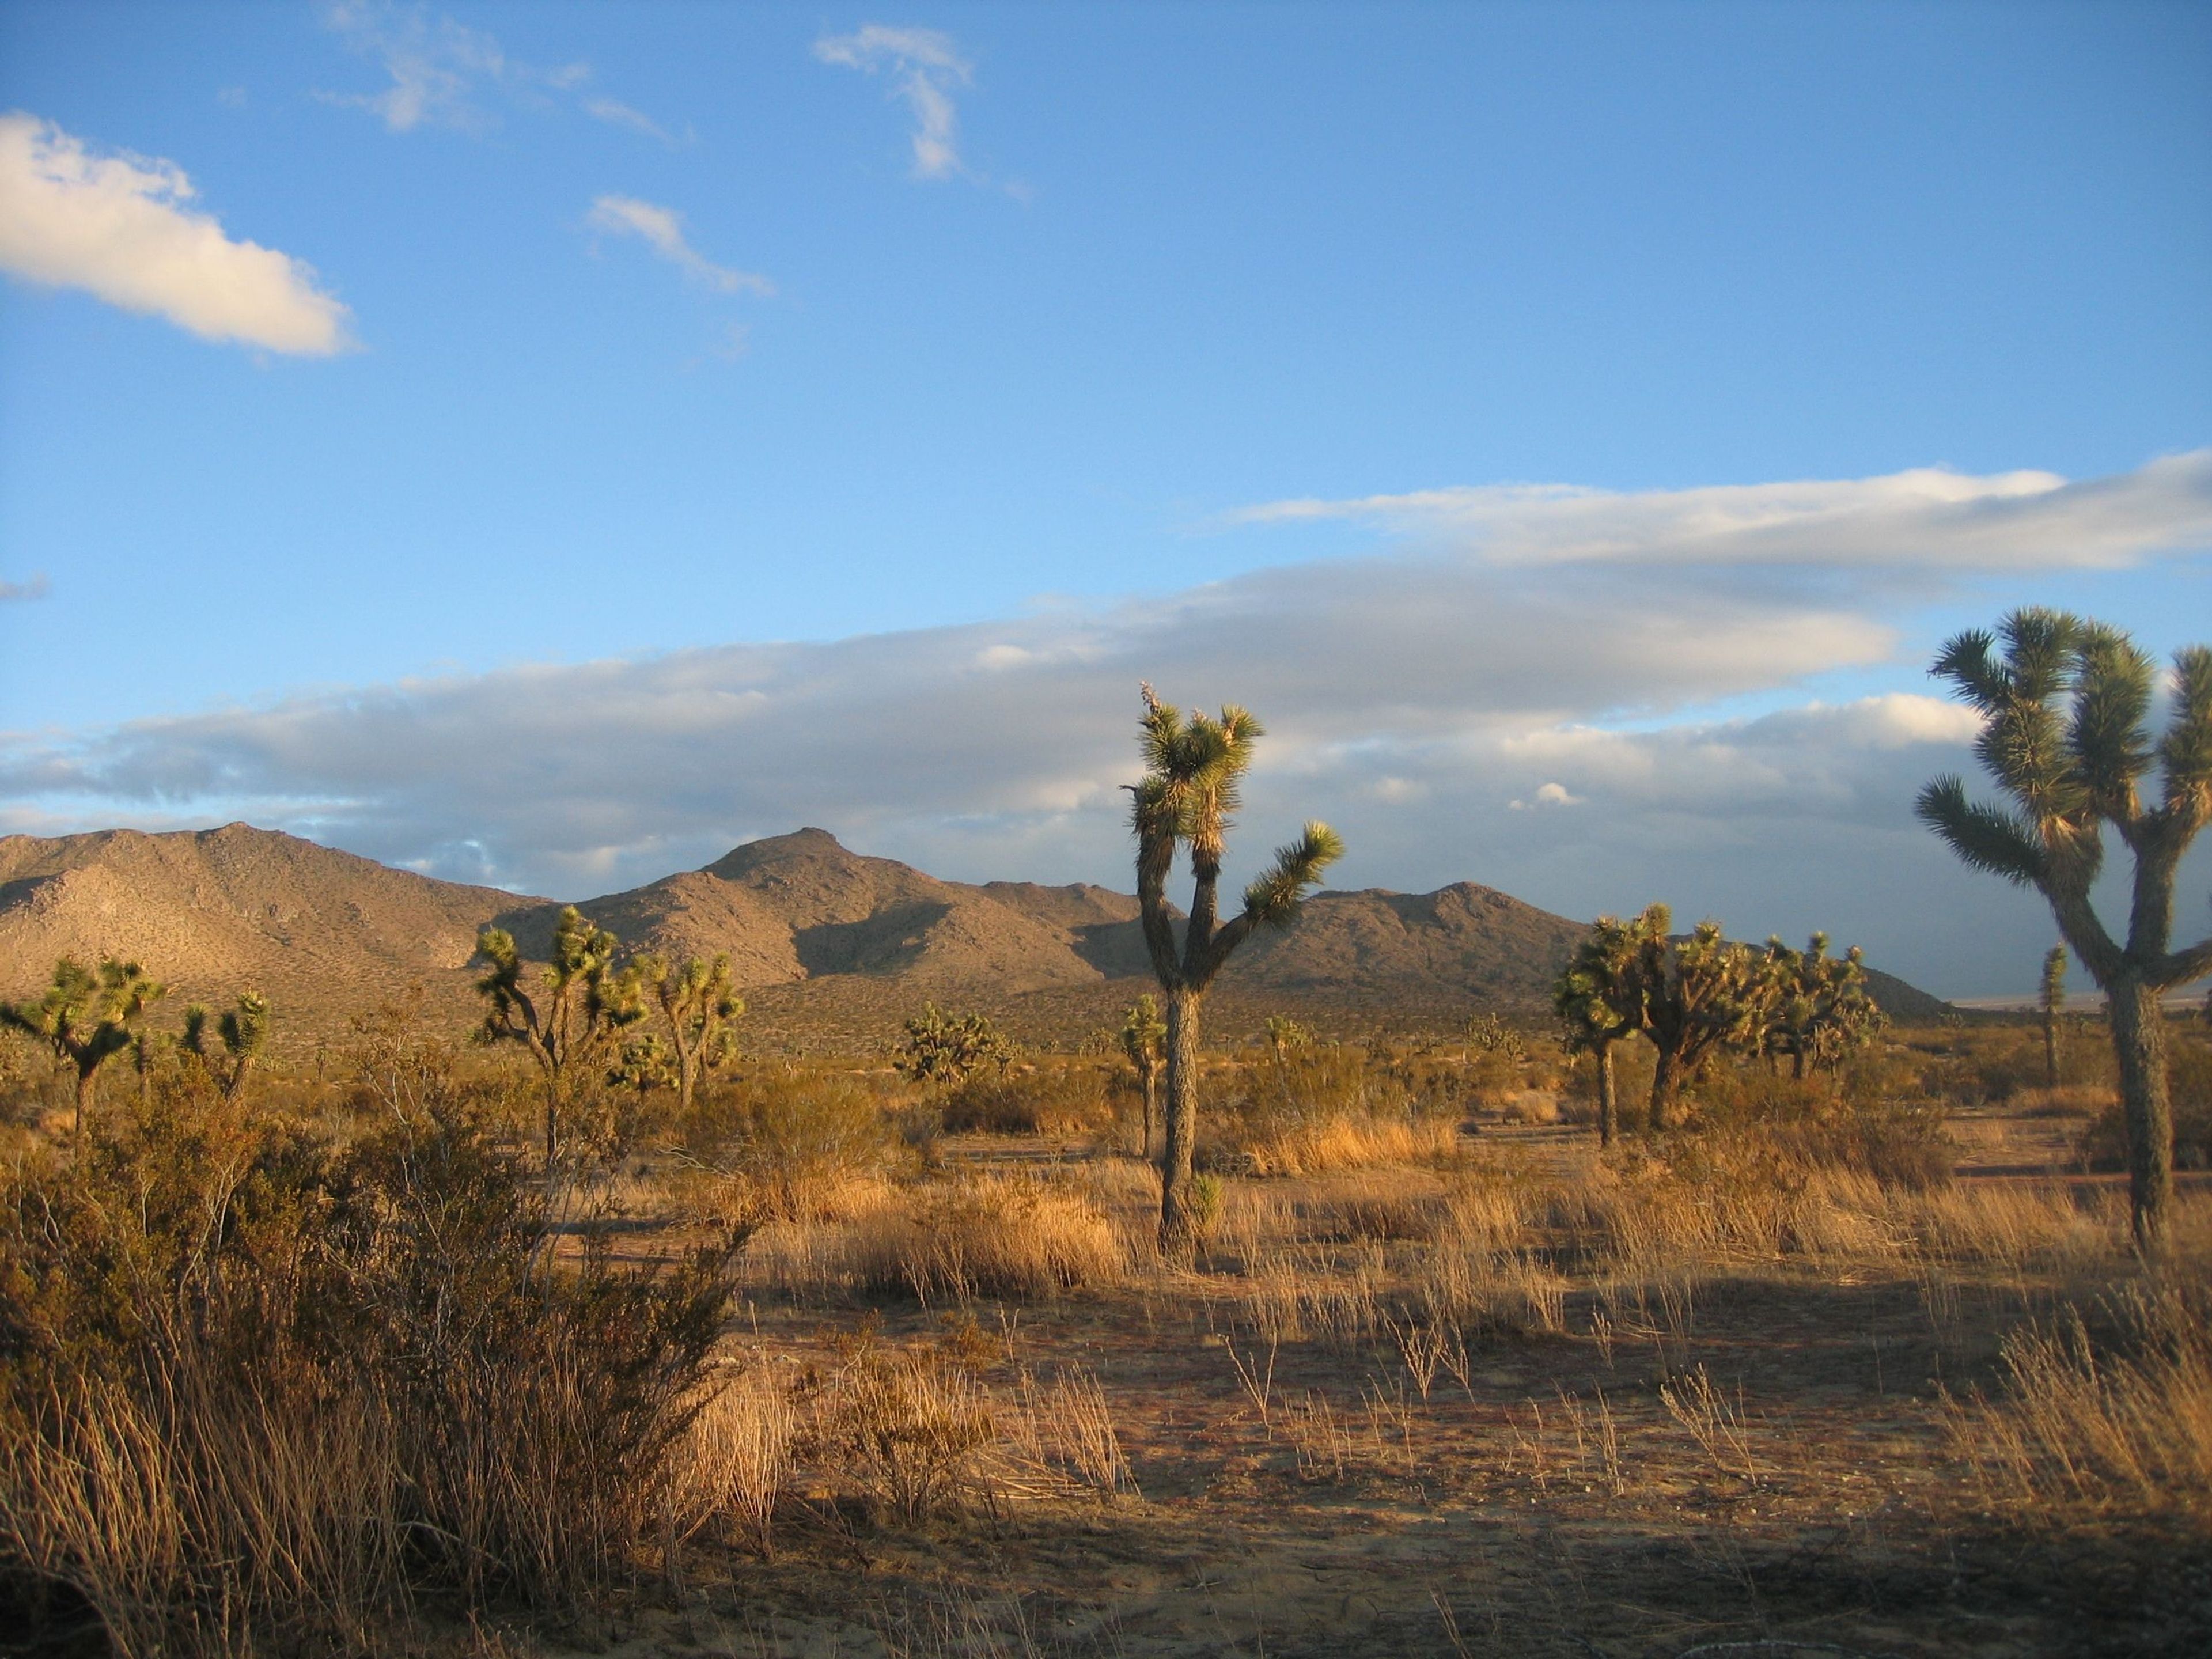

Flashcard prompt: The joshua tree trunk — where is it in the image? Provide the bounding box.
[2042,1012,2061,1091]
[1596,1041,1617,1148]
[74,1065,96,1141]
[1648,1048,1680,1132]
[1158,987,1202,1255]
[2106,974,2173,1248]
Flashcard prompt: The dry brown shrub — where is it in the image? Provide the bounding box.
[741,1174,1125,1304]
[1948,1273,2212,1525]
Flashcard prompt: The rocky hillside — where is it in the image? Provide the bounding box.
[0,823,1951,1048]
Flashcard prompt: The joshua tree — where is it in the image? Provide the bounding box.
[1,956,160,1138]
[1130,685,1342,1255]
[638,953,743,1117]
[1552,911,1657,1146]
[474,906,634,1166]
[1760,933,1884,1080]
[1119,993,1166,1156]
[1263,1014,1312,1066]
[1918,608,2211,1247]
[181,990,270,1103]
[2039,945,2068,1091]
[1633,907,1772,1130]
[893,1003,1012,1085]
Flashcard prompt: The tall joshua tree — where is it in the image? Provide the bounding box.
[1633,908,1771,1130]
[474,906,633,1166]
[1119,993,1166,1156]
[1130,685,1342,1255]
[1918,608,2212,1247]
[1552,912,1656,1147]
[638,953,743,1117]
[2,956,159,1139]
[2039,945,2068,1092]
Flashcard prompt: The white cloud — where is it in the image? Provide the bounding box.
[814,24,973,180]
[1236,450,2212,571]
[0,113,353,354]
[323,3,668,141]
[5,453,2206,993]
[586,196,772,296]
[1510,781,1582,810]
[582,98,674,143]
[1,573,50,602]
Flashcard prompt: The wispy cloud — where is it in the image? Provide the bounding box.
[586,196,772,296]
[8,454,2206,988]
[322,2,669,141]
[1232,450,2212,570]
[1,573,51,602]
[0,113,353,354]
[582,97,675,143]
[814,24,974,180]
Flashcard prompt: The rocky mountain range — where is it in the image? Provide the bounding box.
[0,823,1948,1051]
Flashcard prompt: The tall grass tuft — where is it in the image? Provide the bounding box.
[0,1065,740,1654]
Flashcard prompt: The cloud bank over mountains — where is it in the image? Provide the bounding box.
[4,452,2209,994]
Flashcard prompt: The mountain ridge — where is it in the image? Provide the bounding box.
[0,823,1950,1046]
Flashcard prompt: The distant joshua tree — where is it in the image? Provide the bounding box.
[2040,945,2068,1091]
[894,1003,1012,1085]
[1552,911,1657,1147]
[1130,685,1342,1256]
[182,990,270,1103]
[638,953,744,1116]
[474,906,634,1166]
[1760,933,1884,1080]
[1263,1014,1312,1066]
[1631,907,1772,1130]
[1918,608,2212,1247]
[1119,994,1166,1156]
[2,956,163,1139]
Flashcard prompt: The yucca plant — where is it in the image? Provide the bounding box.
[1631,907,1772,1130]
[473,907,635,1166]
[1552,911,1656,1146]
[1118,994,1166,1156]
[637,953,743,1116]
[1129,685,1342,1254]
[1759,933,1884,1080]
[1918,608,2212,1246]
[180,990,270,1104]
[2039,944,2067,1091]
[1,956,162,1139]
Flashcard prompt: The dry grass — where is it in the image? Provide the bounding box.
[1948,1274,2212,1525]
[740,1172,1127,1304]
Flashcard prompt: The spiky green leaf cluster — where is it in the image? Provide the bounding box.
[1918,606,2212,991]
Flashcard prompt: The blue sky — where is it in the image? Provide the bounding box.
[2,1,2209,996]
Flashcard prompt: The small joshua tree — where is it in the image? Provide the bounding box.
[181,990,270,1103]
[1552,912,1657,1147]
[1,956,162,1139]
[1119,994,1166,1156]
[474,906,635,1166]
[638,953,743,1117]
[893,1003,1012,1085]
[1760,933,1884,1080]
[1918,608,2211,1247]
[1130,685,1342,1255]
[1632,907,1773,1130]
[2040,945,2068,1091]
